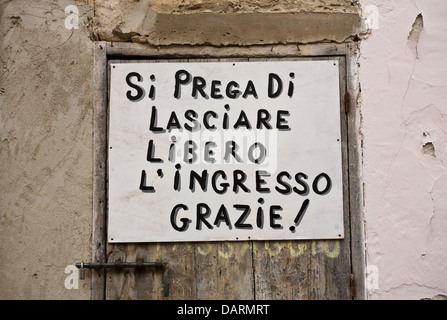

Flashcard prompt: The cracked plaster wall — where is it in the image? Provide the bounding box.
[360,0,447,299]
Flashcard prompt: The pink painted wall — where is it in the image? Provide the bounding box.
[360,0,447,299]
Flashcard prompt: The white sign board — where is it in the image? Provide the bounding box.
[108,60,344,243]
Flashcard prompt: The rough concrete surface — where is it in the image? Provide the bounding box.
[93,0,362,44]
[143,12,362,46]
[150,0,362,14]
[0,0,94,299]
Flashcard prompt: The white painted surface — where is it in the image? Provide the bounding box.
[108,60,344,242]
[360,0,447,299]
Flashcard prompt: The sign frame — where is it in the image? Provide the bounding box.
[107,58,345,243]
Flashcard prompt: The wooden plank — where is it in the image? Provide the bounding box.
[92,41,108,300]
[253,239,350,299]
[187,58,255,300]
[105,242,197,299]
[105,59,200,300]
[105,241,256,299]
[345,42,366,300]
[250,55,352,300]
[105,42,347,59]
[193,241,255,299]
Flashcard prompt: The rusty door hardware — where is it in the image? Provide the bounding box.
[75,261,167,280]
[350,274,356,299]
[344,90,351,114]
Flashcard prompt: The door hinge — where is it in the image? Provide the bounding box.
[344,91,351,114]
[350,273,356,299]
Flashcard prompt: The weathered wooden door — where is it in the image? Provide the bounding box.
[93,42,363,300]
[106,238,350,299]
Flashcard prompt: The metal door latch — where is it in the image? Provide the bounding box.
[75,261,167,280]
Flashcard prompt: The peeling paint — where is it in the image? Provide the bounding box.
[408,13,424,44]
[422,132,436,157]
[408,13,424,58]
[422,142,435,157]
